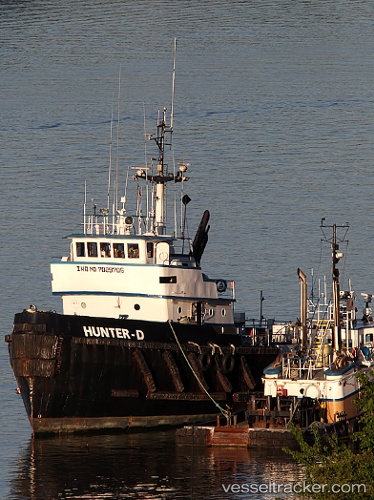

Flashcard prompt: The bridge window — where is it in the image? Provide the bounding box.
[100,242,111,257]
[87,242,98,257]
[76,242,85,257]
[147,242,154,258]
[113,243,125,258]
[128,243,139,259]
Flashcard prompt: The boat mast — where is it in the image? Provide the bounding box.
[320,220,349,353]
[297,268,307,350]
[154,107,173,234]
[331,224,341,351]
[134,39,187,236]
[134,108,175,236]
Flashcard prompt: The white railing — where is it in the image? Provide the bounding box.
[282,356,322,380]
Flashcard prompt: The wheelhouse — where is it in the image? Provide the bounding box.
[70,236,169,265]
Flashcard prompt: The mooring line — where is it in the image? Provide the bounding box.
[168,320,231,421]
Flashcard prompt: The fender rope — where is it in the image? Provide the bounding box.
[168,320,231,422]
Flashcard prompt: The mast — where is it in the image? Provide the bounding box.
[320,220,349,353]
[154,107,172,234]
[134,39,188,236]
[297,268,307,350]
[170,38,177,132]
[332,224,341,351]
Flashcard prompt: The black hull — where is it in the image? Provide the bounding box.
[6,310,278,435]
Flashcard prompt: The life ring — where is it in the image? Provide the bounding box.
[198,352,212,371]
[216,280,227,293]
[222,354,235,374]
[304,384,321,400]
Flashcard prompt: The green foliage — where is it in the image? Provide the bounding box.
[284,369,374,499]
[353,370,374,450]
[286,426,374,499]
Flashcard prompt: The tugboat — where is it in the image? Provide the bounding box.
[260,221,374,435]
[6,52,278,436]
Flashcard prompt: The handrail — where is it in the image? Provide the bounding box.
[282,355,323,380]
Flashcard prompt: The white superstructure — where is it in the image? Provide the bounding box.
[51,232,234,323]
[51,103,236,325]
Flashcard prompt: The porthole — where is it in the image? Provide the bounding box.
[81,302,86,309]
[221,308,226,317]
[134,304,140,311]
[177,306,182,314]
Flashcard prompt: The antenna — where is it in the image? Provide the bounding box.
[172,150,177,237]
[107,98,114,211]
[83,179,87,234]
[170,38,177,132]
[115,65,122,211]
[143,101,150,232]
[173,191,177,238]
[123,166,130,210]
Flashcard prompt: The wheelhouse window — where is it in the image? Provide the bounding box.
[76,242,85,257]
[147,242,154,258]
[87,242,98,257]
[128,243,139,259]
[100,242,111,257]
[113,243,125,258]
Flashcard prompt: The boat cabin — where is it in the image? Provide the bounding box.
[68,235,198,268]
[72,238,155,264]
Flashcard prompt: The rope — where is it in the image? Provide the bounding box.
[168,320,231,422]
[287,399,299,428]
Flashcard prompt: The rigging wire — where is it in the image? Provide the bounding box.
[168,321,231,422]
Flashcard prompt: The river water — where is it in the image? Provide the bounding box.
[2,1,374,498]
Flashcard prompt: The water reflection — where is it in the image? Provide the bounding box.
[10,430,303,499]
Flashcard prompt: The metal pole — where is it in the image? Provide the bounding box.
[332,224,341,352]
[297,268,307,349]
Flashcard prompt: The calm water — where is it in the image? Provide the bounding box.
[7,432,304,499]
[2,0,374,498]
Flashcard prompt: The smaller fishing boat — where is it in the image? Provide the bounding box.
[259,221,373,434]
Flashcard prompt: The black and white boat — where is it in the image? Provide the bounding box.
[6,51,278,436]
